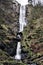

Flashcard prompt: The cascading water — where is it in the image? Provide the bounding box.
[19,6,26,32]
[15,42,21,59]
[15,0,28,60]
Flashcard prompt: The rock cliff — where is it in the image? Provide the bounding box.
[0,0,20,60]
[22,4,43,65]
[0,0,43,65]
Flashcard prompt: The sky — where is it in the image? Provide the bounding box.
[16,0,43,5]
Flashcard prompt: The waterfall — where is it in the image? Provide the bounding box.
[15,0,28,60]
[19,6,26,32]
[15,42,21,59]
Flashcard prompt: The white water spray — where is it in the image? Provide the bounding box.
[15,0,28,60]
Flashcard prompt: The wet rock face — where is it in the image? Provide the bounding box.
[0,0,20,57]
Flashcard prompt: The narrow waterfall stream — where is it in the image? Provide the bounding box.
[19,6,26,32]
[15,0,28,60]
